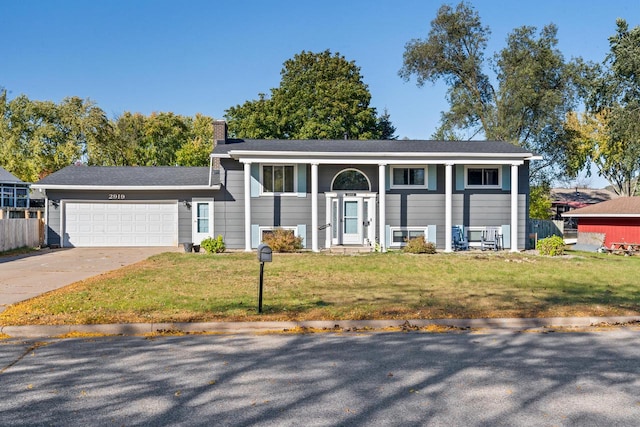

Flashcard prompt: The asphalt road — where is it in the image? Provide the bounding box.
[1,330,639,426]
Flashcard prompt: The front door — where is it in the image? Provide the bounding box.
[192,200,213,244]
[342,197,362,244]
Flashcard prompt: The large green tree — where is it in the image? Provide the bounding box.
[226,50,395,140]
[569,19,640,196]
[1,91,109,181]
[399,2,582,182]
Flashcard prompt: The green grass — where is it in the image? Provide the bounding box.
[1,250,639,325]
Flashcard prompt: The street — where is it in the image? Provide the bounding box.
[1,330,639,426]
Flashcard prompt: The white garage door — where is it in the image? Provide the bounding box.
[64,202,178,247]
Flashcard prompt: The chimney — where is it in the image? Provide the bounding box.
[213,120,227,144]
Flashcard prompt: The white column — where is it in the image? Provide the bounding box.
[325,195,332,249]
[511,164,519,252]
[445,163,453,252]
[243,162,252,252]
[311,163,319,252]
[378,164,387,252]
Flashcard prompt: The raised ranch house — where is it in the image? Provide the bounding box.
[33,121,540,252]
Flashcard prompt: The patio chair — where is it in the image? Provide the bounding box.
[452,226,469,251]
[481,227,501,251]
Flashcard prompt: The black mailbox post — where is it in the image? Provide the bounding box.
[257,244,272,313]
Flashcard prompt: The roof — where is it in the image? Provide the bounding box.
[33,166,220,190]
[562,197,640,218]
[551,188,618,209]
[212,139,539,164]
[0,166,26,184]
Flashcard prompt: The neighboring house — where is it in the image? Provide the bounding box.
[562,197,640,248]
[551,187,618,229]
[34,121,539,251]
[0,166,31,219]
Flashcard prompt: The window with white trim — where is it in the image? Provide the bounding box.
[259,226,297,242]
[390,166,427,188]
[465,166,501,188]
[389,227,427,247]
[261,165,296,194]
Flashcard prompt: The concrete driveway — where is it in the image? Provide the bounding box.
[0,247,177,313]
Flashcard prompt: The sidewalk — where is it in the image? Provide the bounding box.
[3,316,639,338]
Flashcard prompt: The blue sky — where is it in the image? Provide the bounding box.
[1,0,639,186]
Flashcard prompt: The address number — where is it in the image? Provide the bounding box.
[108,194,126,200]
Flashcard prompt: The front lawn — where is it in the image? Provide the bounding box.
[1,251,639,325]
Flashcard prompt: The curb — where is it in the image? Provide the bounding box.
[2,316,640,338]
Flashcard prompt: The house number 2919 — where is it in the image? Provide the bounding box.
[108,194,126,200]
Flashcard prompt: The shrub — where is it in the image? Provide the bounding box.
[201,235,226,253]
[403,236,436,254]
[537,235,565,256]
[262,228,303,253]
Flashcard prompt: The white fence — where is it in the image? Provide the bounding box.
[0,218,43,252]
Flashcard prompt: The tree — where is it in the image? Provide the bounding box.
[138,112,190,166]
[226,50,394,140]
[399,2,581,182]
[1,92,109,181]
[176,113,214,166]
[572,19,640,196]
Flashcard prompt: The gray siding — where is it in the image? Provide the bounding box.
[215,159,246,249]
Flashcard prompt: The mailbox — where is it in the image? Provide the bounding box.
[257,243,272,263]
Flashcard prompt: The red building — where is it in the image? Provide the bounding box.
[562,197,640,248]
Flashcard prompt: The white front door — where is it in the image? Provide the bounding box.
[342,197,363,244]
[192,200,213,244]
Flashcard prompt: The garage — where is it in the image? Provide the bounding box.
[63,202,178,247]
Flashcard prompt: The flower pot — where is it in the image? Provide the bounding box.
[193,244,200,253]
[183,242,193,253]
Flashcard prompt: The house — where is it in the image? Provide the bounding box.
[0,166,31,219]
[34,121,539,251]
[551,187,618,229]
[562,197,640,249]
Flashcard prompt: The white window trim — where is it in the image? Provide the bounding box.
[464,165,502,189]
[258,226,298,243]
[330,168,372,192]
[259,164,298,196]
[389,226,428,247]
[390,165,428,189]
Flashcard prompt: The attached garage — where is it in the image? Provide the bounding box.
[33,166,221,248]
[64,202,178,247]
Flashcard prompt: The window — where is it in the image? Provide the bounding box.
[262,165,295,193]
[390,227,427,247]
[259,226,297,242]
[391,166,427,188]
[465,166,500,188]
[332,169,370,191]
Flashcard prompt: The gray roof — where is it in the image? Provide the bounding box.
[35,166,218,187]
[213,138,536,156]
[0,166,25,184]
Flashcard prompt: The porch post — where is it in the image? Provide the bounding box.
[311,163,319,252]
[243,161,252,252]
[445,163,453,252]
[378,163,387,252]
[511,163,519,252]
[325,195,332,248]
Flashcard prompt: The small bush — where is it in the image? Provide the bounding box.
[403,236,436,254]
[537,235,565,256]
[201,235,226,253]
[262,228,303,253]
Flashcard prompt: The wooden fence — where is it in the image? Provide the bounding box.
[0,218,44,252]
